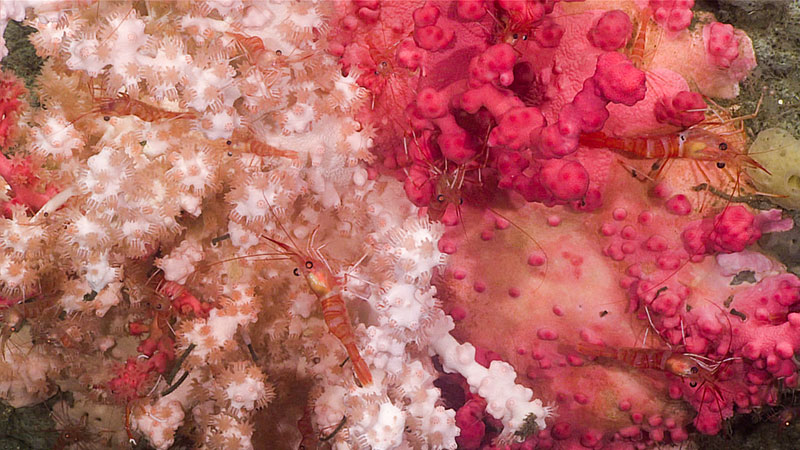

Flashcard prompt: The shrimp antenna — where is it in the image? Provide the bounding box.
[485,206,549,295]
[261,191,303,257]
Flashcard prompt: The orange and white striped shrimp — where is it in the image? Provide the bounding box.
[576,342,705,378]
[574,340,735,422]
[263,232,373,386]
[92,93,196,123]
[579,126,770,175]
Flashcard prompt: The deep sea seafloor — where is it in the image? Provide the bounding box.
[1,1,800,449]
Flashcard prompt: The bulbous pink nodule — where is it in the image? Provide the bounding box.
[539,159,589,201]
[593,52,647,106]
[588,10,632,51]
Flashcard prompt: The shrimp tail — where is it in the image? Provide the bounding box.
[579,132,626,150]
[574,342,617,359]
[345,343,373,386]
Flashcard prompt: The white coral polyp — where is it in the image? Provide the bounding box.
[66,35,105,76]
[281,102,315,134]
[420,406,458,449]
[66,213,109,254]
[0,216,46,256]
[167,146,218,195]
[198,106,240,140]
[228,173,290,224]
[224,374,268,411]
[328,70,368,112]
[227,220,259,251]
[31,113,85,160]
[375,282,437,333]
[185,62,237,111]
[363,326,406,374]
[0,254,30,292]
[157,239,204,283]
[84,251,119,292]
[385,218,446,283]
[354,401,405,450]
[132,398,185,450]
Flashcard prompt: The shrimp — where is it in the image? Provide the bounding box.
[92,92,196,123]
[574,341,734,420]
[579,126,770,175]
[262,230,373,387]
[575,341,712,378]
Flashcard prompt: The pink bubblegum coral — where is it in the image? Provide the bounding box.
[704,22,741,69]
[587,10,632,52]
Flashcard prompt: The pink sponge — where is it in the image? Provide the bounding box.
[488,106,545,150]
[682,205,761,254]
[654,91,706,128]
[457,0,487,21]
[651,0,694,33]
[413,3,454,52]
[539,159,590,201]
[704,22,740,68]
[588,10,632,51]
[416,87,450,119]
[533,18,564,48]
[593,52,647,106]
[468,43,517,87]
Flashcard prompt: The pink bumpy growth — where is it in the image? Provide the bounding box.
[413,3,455,51]
[468,43,517,88]
[704,22,740,68]
[682,205,761,254]
[593,52,647,106]
[650,0,694,33]
[108,358,152,403]
[588,10,632,51]
[654,91,707,128]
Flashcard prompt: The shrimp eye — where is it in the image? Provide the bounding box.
[275,49,282,55]
[436,194,445,202]
[293,268,300,277]
[226,140,232,145]
[227,151,233,156]
[716,162,726,169]
[305,261,313,269]
[459,198,464,205]
[522,34,528,40]
[374,70,380,75]
[381,61,388,68]
[719,142,728,151]
[513,33,519,39]
[690,366,699,374]
[103,116,110,121]
[689,381,697,387]
[43,212,49,217]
